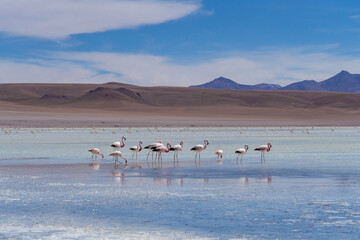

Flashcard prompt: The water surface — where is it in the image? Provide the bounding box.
[0,127,359,239]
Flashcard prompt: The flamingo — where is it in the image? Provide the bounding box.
[191,140,209,161]
[88,148,104,159]
[109,151,128,164]
[129,141,142,160]
[215,149,223,159]
[169,141,184,161]
[111,136,126,150]
[144,140,163,160]
[152,142,171,161]
[254,142,272,162]
[235,144,249,164]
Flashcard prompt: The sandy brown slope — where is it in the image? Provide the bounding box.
[0,82,360,127]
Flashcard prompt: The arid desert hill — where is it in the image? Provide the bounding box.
[0,82,360,127]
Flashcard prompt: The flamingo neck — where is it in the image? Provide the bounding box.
[139,141,142,151]
[165,143,171,152]
[267,143,271,151]
[121,137,126,147]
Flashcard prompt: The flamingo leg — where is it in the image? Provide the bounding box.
[132,152,135,160]
[241,154,243,164]
[114,157,118,168]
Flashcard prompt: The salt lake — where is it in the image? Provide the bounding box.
[0,127,359,239]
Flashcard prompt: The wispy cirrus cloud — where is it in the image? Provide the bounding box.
[0,0,200,39]
[1,46,360,86]
[0,59,119,83]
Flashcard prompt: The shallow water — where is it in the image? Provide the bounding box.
[0,127,360,239]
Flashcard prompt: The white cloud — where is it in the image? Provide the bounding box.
[2,48,360,86]
[0,0,200,39]
[0,59,119,83]
[53,49,360,86]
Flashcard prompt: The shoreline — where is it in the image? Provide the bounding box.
[1,118,359,128]
[1,102,360,128]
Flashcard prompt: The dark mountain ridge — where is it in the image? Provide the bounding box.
[190,71,360,93]
[190,76,281,90]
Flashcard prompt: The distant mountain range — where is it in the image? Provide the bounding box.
[190,71,360,93]
[189,76,281,90]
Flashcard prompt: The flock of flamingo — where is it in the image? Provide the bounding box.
[88,136,272,165]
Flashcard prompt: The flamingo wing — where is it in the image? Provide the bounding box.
[109,151,122,157]
[111,142,120,147]
[170,144,182,151]
[254,145,267,151]
[191,144,204,151]
[235,148,246,153]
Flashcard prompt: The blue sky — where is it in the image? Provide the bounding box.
[1,0,360,86]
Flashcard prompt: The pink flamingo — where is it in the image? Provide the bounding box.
[169,141,184,161]
[111,136,126,150]
[129,141,142,160]
[88,148,104,159]
[191,140,209,161]
[152,142,171,161]
[215,149,223,159]
[235,144,249,164]
[254,142,272,162]
[109,151,128,164]
[144,140,163,160]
